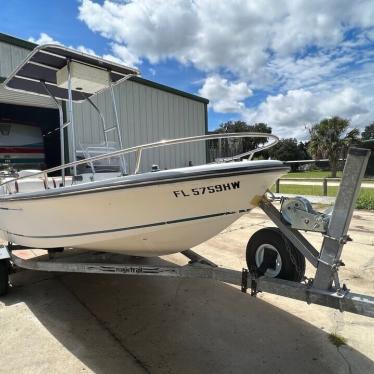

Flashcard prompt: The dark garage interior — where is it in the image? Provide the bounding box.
[0,103,61,171]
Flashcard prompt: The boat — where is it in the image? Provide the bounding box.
[0,44,288,257]
[0,122,45,168]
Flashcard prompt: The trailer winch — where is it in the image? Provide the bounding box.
[280,196,331,233]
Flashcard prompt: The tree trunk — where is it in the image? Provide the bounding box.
[330,156,338,178]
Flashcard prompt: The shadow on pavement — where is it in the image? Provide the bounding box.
[2,260,374,374]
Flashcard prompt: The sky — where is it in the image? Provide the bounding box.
[1,0,374,139]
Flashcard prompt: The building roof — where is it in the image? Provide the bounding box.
[130,76,208,104]
[0,32,37,50]
[0,32,209,104]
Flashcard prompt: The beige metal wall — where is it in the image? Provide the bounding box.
[72,79,207,173]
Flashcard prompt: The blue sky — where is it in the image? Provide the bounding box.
[1,0,374,138]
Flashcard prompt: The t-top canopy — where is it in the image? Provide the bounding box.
[3,44,140,102]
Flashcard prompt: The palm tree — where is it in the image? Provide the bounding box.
[362,122,374,140]
[308,117,359,177]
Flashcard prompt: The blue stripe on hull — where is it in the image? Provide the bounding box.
[6,209,250,240]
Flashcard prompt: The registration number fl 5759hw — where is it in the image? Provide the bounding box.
[173,181,240,198]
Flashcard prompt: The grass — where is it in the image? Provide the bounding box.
[283,171,343,179]
[271,184,330,196]
[273,168,374,209]
[284,170,374,180]
[270,184,374,210]
[328,332,347,347]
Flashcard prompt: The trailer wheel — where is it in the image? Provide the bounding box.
[0,260,9,296]
[246,227,305,282]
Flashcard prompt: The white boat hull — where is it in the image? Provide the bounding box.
[0,161,287,256]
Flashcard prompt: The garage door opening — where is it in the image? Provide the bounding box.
[0,103,61,173]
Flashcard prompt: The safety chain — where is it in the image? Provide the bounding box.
[241,268,248,293]
[241,267,262,296]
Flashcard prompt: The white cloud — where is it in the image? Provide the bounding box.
[318,87,369,118]
[28,33,62,45]
[76,45,97,56]
[245,87,372,139]
[263,52,353,92]
[244,89,317,138]
[28,1,374,139]
[28,32,140,69]
[109,43,140,68]
[29,33,97,56]
[76,0,374,138]
[78,0,374,77]
[78,0,199,64]
[198,75,252,113]
[148,68,156,76]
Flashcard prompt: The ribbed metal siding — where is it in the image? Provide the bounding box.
[0,41,29,77]
[73,80,206,172]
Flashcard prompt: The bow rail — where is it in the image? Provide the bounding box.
[0,132,278,190]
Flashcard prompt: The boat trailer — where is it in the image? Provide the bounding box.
[0,147,373,319]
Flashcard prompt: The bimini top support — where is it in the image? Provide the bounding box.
[2,44,139,180]
[3,44,139,102]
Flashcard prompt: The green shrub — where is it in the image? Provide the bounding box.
[356,191,374,210]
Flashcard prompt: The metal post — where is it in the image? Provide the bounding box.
[86,96,108,148]
[41,81,65,186]
[323,178,327,196]
[275,179,280,193]
[134,148,142,174]
[109,81,123,150]
[109,74,126,173]
[313,148,371,290]
[67,60,77,176]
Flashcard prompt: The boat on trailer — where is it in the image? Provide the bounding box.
[0,44,288,256]
[0,45,373,320]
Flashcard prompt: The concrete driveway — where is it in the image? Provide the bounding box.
[1,207,373,373]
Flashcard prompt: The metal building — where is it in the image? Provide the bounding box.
[0,33,208,172]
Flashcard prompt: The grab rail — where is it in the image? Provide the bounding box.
[0,132,278,189]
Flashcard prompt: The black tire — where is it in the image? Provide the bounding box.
[0,260,9,296]
[246,227,305,282]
